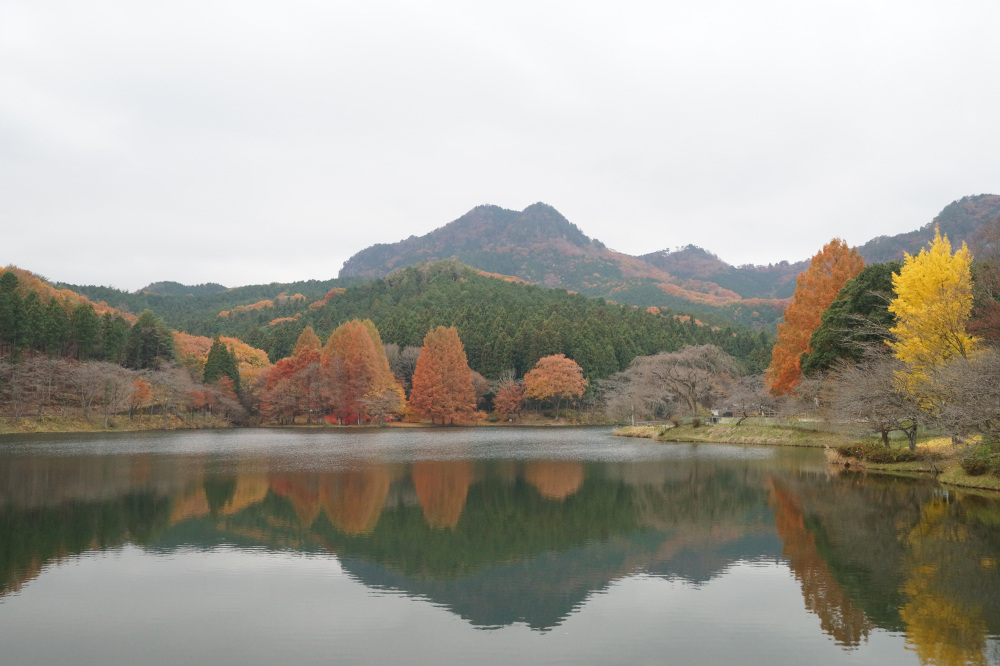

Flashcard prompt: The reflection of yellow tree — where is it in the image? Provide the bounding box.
[899,498,988,666]
[766,479,873,647]
[524,461,585,500]
[412,461,474,529]
[319,468,393,535]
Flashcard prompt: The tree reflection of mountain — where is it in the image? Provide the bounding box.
[2,452,1000,644]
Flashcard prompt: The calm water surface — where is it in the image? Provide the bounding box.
[1,427,998,665]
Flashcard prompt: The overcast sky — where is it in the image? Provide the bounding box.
[3,0,999,291]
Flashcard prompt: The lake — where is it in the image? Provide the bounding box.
[1,427,998,665]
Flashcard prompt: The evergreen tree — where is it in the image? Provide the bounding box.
[69,303,102,361]
[42,298,69,356]
[203,337,242,397]
[801,261,901,375]
[0,270,24,351]
[100,312,130,364]
[124,310,176,370]
[21,292,44,351]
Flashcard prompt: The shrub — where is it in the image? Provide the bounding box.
[485,413,500,423]
[959,439,1000,477]
[692,417,701,428]
[961,454,992,476]
[835,443,924,463]
[670,417,679,427]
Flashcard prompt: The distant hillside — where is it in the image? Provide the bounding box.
[340,203,744,308]
[858,194,1000,263]
[139,281,229,297]
[639,245,807,300]
[225,261,774,377]
[58,276,361,337]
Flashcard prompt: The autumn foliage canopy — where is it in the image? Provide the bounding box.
[766,239,865,395]
[408,326,477,425]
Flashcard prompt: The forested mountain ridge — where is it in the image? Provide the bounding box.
[234,260,774,378]
[340,195,1000,307]
[639,246,808,300]
[857,194,1000,263]
[339,203,745,307]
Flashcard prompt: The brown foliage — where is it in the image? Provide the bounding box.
[408,326,476,425]
[524,461,584,500]
[411,460,474,529]
[766,239,864,395]
[523,354,587,405]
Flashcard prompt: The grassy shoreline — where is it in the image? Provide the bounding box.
[614,423,1000,493]
[614,422,847,447]
[0,414,233,435]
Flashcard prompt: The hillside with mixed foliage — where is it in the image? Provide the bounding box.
[858,194,1000,264]
[226,261,773,379]
[338,197,1000,323]
[340,203,746,308]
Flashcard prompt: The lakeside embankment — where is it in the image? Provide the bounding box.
[0,413,606,435]
[614,423,1000,492]
[0,414,232,435]
[614,422,847,447]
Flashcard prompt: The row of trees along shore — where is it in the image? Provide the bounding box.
[259,320,588,425]
[1,260,771,427]
[9,219,997,441]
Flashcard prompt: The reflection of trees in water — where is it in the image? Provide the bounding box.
[320,468,394,535]
[4,450,1000,649]
[524,461,584,500]
[766,478,872,647]
[898,497,989,666]
[412,461,474,529]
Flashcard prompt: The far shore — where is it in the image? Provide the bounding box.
[0,413,607,436]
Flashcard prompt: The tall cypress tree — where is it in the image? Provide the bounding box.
[203,337,242,396]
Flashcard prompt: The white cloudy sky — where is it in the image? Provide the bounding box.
[3,0,999,291]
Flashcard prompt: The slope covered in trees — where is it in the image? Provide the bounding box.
[234,261,773,380]
[339,203,745,308]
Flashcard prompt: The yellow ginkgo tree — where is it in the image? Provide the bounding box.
[888,227,979,394]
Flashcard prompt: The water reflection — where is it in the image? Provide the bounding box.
[1,436,999,661]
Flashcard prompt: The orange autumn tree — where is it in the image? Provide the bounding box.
[766,239,865,395]
[523,354,588,419]
[321,319,404,424]
[408,326,476,424]
[493,378,525,419]
[260,326,324,423]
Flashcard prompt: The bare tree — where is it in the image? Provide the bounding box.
[826,355,923,449]
[724,375,778,424]
[599,371,675,424]
[625,345,739,417]
[385,343,421,395]
[97,365,135,428]
[919,349,1000,444]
